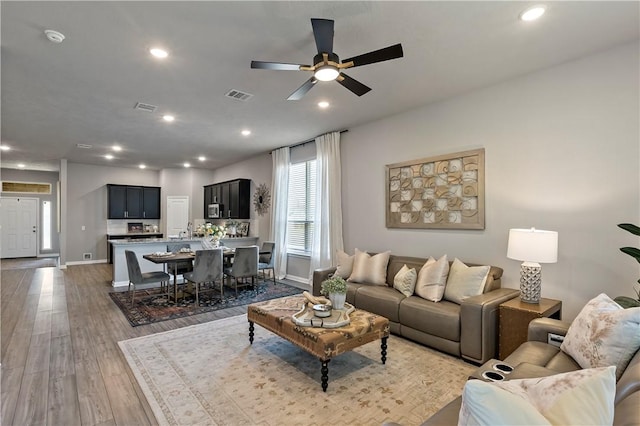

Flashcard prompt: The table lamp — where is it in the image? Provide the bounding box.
[507,228,558,303]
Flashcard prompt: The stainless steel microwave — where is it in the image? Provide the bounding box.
[208,203,222,218]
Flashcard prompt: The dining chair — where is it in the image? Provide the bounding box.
[223,245,259,298]
[125,250,171,306]
[258,241,276,285]
[183,249,224,307]
[166,243,194,288]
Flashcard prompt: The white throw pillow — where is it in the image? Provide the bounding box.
[347,249,391,285]
[393,264,417,297]
[414,255,449,302]
[459,366,616,426]
[334,249,354,279]
[561,293,640,380]
[443,258,490,304]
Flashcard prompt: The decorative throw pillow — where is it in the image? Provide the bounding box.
[459,366,616,426]
[443,258,490,304]
[560,293,640,380]
[334,249,354,279]
[393,264,417,297]
[414,255,449,302]
[348,249,391,285]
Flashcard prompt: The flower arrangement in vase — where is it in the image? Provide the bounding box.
[197,223,226,248]
[320,275,348,310]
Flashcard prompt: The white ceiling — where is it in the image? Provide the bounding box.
[1,1,638,172]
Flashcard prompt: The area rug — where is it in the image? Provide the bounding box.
[109,280,301,327]
[119,314,475,425]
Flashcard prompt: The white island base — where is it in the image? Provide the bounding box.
[110,237,258,287]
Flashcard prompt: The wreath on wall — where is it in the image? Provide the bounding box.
[253,183,271,216]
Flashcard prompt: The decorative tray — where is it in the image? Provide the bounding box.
[292,302,355,328]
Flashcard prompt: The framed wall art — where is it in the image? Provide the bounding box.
[385,148,485,230]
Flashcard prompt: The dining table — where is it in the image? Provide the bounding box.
[142,248,270,301]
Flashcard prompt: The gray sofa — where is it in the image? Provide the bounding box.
[423,317,640,425]
[312,254,519,364]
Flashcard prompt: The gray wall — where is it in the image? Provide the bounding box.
[66,162,159,262]
[341,42,640,320]
[0,168,60,255]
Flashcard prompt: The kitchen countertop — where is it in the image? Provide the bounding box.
[109,237,203,245]
[106,232,163,237]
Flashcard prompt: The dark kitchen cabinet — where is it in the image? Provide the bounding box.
[142,187,161,219]
[203,179,250,219]
[108,184,161,219]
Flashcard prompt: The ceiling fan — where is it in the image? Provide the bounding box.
[251,18,403,100]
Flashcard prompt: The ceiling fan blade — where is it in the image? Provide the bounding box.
[287,77,318,101]
[336,73,371,97]
[342,43,404,68]
[311,18,334,54]
[251,61,308,71]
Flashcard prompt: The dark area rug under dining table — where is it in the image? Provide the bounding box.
[109,280,302,327]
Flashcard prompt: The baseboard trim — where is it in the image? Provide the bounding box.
[286,274,309,285]
[66,259,108,266]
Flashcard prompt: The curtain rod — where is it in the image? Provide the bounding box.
[270,129,348,154]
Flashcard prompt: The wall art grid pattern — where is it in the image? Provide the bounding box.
[385,148,485,229]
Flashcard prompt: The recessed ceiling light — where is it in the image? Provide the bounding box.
[162,115,175,122]
[104,154,114,160]
[44,29,65,43]
[520,5,546,21]
[318,101,330,108]
[150,48,168,59]
[241,129,251,136]
[17,164,25,168]
[183,162,191,168]
[0,145,10,151]
[139,164,146,169]
[198,156,206,162]
[112,145,122,152]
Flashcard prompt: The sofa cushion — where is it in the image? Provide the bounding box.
[459,366,616,426]
[561,293,640,380]
[443,258,490,304]
[504,341,581,374]
[414,255,449,302]
[355,285,404,323]
[345,282,367,305]
[334,249,354,279]
[399,296,460,342]
[348,249,391,285]
[393,264,417,297]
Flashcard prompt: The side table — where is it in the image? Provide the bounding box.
[498,297,561,360]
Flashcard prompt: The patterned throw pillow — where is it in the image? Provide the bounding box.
[347,249,391,285]
[459,366,616,426]
[393,264,417,297]
[334,249,354,279]
[443,258,490,304]
[560,293,640,380]
[414,255,449,302]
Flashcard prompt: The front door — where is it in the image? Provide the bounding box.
[1,197,38,258]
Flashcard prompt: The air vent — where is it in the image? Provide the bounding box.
[76,143,93,149]
[225,89,254,102]
[134,102,157,112]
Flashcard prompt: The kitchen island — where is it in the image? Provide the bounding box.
[109,236,258,287]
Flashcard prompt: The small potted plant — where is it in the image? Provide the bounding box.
[226,219,239,236]
[320,275,348,310]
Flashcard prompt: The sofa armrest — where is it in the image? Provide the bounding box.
[312,267,337,296]
[460,288,520,364]
[527,318,571,343]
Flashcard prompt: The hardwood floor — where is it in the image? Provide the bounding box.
[1,262,263,425]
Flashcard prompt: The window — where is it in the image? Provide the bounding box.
[42,200,51,250]
[287,160,316,255]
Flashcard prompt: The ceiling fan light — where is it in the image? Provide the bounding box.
[314,65,339,81]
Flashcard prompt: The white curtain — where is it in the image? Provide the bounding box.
[309,131,344,280]
[270,147,290,280]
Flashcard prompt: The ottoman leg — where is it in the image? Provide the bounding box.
[249,321,254,344]
[381,336,388,364]
[320,359,330,392]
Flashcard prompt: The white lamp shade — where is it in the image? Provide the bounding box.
[507,228,558,263]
